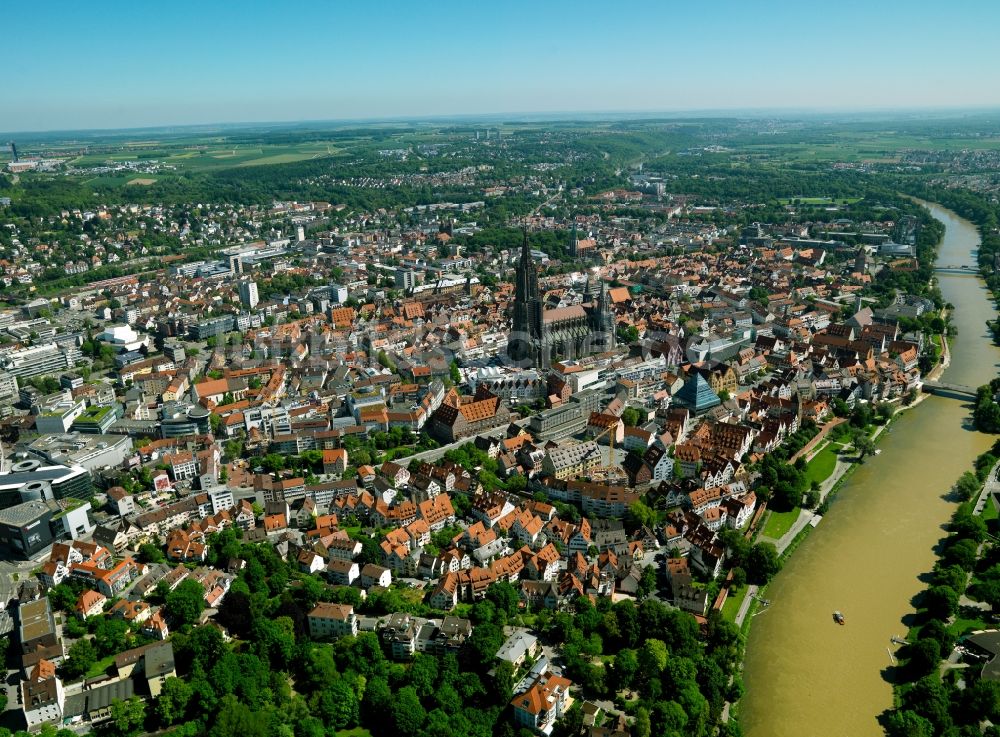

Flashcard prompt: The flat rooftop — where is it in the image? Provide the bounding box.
[27,432,130,466]
[18,598,55,644]
[0,500,52,527]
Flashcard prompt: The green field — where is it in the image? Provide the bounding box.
[761,508,800,539]
[740,129,1000,165]
[69,140,339,173]
[721,585,749,622]
[805,444,840,486]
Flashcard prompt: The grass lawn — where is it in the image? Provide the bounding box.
[949,614,992,639]
[336,729,373,737]
[805,444,840,486]
[396,586,426,608]
[721,586,749,622]
[86,653,117,678]
[982,499,998,523]
[761,508,800,539]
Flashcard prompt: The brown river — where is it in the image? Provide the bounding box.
[740,202,1000,737]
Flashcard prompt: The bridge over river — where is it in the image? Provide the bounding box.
[935,265,981,275]
[921,379,978,399]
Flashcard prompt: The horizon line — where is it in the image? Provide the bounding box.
[4,104,1000,138]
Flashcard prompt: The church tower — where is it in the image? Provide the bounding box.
[582,270,595,304]
[508,232,545,366]
[591,279,617,351]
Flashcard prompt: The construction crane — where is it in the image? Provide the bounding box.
[593,421,618,466]
[588,419,626,484]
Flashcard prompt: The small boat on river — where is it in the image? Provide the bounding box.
[833,611,845,625]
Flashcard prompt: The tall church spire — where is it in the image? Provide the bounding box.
[582,271,594,304]
[592,277,617,351]
[508,229,544,366]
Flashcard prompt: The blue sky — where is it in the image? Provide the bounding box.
[5,0,1000,131]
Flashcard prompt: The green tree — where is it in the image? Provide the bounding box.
[617,324,639,344]
[941,537,979,570]
[625,500,656,531]
[637,565,657,598]
[469,622,503,667]
[854,434,876,461]
[485,581,520,619]
[493,660,516,703]
[210,695,269,737]
[391,686,426,733]
[109,696,146,737]
[612,648,639,688]
[634,707,652,737]
[905,638,944,677]
[622,407,642,427]
[166,579,206,627]
[137,543,166,564]
[63,637,97,679]
[921,585,959,620]
[637,638,668,676]
[156,677,193,726]
[409,653,440,698]
[47,584,78,613]
[960,678,1000,723]
[312,677,359,730]
[93,617,129,657]
[745,542,781,585]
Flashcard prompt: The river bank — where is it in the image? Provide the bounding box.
[750,334,951,570]
[738,202,1000,737]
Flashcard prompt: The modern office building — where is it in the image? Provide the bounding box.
[0,371,18,403]
[0,459,92,508]
[70,405,120,435]
[160,403,212,438]
[527,389,603,441]
[0,501,55,557]
[34,398,86,435]
[26,433,134,472]
[0,344,77,378]
[238,281,260,309]
[189,315,235,341]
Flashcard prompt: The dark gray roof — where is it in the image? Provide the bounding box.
[64,678,136,718]
[143,641,175,678]
[966,630,1000,681]
[0,465,85,492]
[0,500,52,526]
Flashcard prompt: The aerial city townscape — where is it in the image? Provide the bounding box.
[3,3,1000,737]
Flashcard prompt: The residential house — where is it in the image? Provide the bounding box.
[297,550,325,574]
[429,572,459,610]
[496,630,539,668]
[326,559,360,586]
[322,448,349,475]
[164,528,207,563]
[74,590,106,620]
[511,671,573,736]
[307,603,359,640]
[21,660,64,730]
[360,563,392,590]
